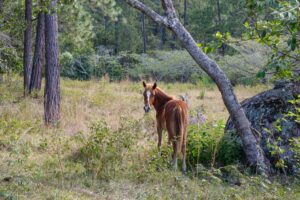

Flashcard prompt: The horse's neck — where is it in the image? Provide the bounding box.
[153,88,173,112]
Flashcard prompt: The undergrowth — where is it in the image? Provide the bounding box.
[0,78,299,199]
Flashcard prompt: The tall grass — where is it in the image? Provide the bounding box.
[0,77,298,199]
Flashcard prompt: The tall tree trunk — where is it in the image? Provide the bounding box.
[159,25,166,49]
[141,1,147,53]
[44,0,60,126]
[125,0,270,174]
[170,33,176,49]
[0,0,3,85]
[159,7,166,50]
[24,0,32,95]
[216,0,221,26]
[183,0,187,26]
[216,0,225,55]
[0,0,3,12]
[30,11,45,93]
[104,16,108,46]
[114,18,119,54]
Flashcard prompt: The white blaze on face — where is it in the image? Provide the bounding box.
[146,90,151,107]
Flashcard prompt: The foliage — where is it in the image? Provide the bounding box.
[187,120,242,168]
[245,0,300,81]
[188,0,246,43]
[287,94,300,124]
[0,0,24,74]
[0,0,256,76]
[262,94,300,173]
[288,95,300,175]
[75,120,136,179]
[127,51,203,82]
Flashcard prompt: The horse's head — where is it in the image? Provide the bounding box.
[142,81,157,113]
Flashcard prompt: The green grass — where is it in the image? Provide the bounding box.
[0,77,299,199]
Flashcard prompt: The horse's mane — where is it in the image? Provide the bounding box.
[153,87,173,111]
[155,87,173,101]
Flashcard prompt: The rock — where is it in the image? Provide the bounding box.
[225,81,300,174]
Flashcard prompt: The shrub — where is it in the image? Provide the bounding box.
[75,120,137,179]
[187,120,242,168]
[104,59,125,81]
[127,51,203,83]
[60,51,94,80]
[59,39,268,85]
[218,131,243,166]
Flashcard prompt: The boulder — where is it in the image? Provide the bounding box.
[225,81,300,174]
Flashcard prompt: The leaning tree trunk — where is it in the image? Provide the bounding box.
[30,11,45,93]
[44,0,60,126]
[24,0,32,95]
[125,0,270,174]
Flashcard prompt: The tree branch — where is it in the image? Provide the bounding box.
[125,0,168,26]
[161,0,177,19]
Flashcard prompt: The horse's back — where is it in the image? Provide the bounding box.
[164,100,188,124]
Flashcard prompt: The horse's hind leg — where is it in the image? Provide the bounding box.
[182,130,187,173]
[157,125,162,156]
[171,140,178,170]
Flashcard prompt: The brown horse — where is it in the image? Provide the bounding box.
[142,81,188,172]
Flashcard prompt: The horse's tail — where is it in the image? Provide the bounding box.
[174,106,185,156]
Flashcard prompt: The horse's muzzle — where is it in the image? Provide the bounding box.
[144,106,150,113]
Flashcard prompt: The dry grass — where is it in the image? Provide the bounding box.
[0,76,269,133]
[1,77,298,200]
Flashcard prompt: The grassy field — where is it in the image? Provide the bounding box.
[0,77,299,200]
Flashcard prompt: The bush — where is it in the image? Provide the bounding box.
[218,131,243,166]
[187,120,242,168]
[74,120,137,179]
[128,51,203,83]
[60,51,94,80]
[60,40,269,85]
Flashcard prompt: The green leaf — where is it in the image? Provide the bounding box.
[290,36,297,51]
[215,31,222,39]
[256,70,266,78]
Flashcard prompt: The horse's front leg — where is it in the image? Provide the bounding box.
[157,125,162,156]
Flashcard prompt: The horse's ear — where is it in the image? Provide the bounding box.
[152,82,157,90]
[143,81,146,88]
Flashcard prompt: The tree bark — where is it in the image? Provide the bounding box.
[0,0,3,13]
[216,0,221,26]
[114,18,119,54]
[125,0,270,174]
[141,1,147,53]
[30,11,45,93]
[183,0,187,26]
[44,0,60,126]
[216,0,225,55]
[104,16,109,46]
[170,33,176,50]
[159,15,166,50]
[24,0,32,95]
